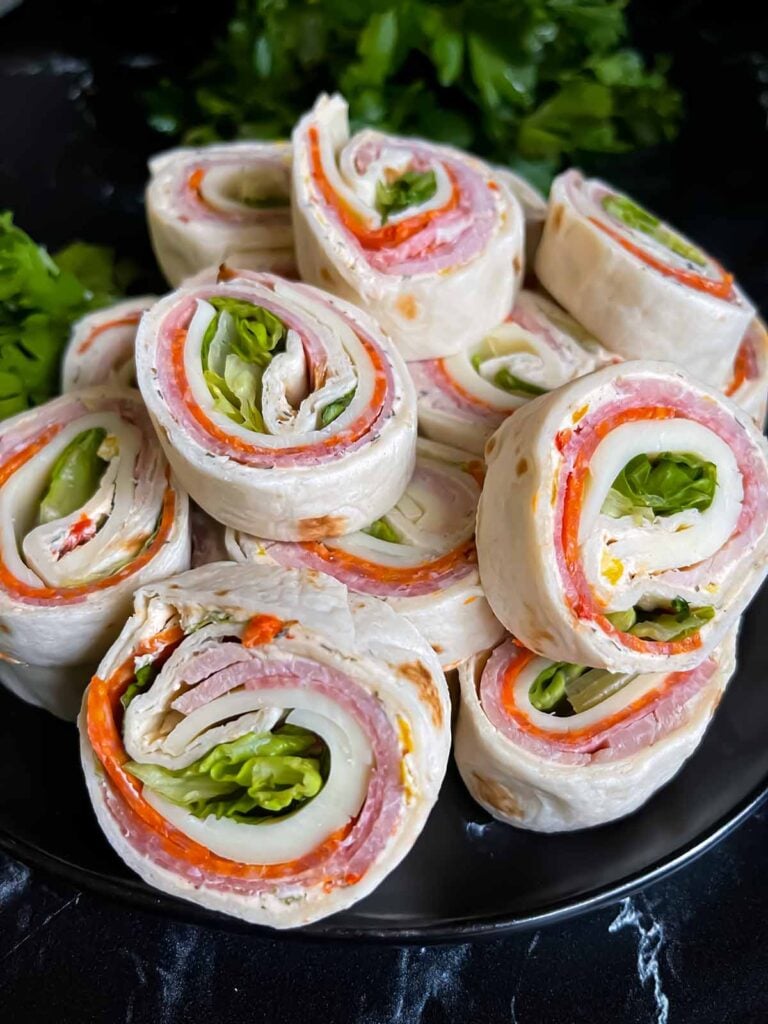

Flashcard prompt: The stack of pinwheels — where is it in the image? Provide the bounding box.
[3,94,767,930]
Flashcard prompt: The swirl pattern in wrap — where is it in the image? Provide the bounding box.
[454,633,736,832]
[62,296,156,391]
[225,438,503,669]
[135,268,417,540]
[0,386,190,718]
[291,93,525,361]
[78,562,450,929]
[146,142,295,287]
[535,170,755,388]
[476,361,768,674]
[409,290,615,455]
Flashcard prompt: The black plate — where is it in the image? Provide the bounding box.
[2,591,768,942]
[1,0,768,944]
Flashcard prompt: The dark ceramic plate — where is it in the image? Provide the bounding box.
[1,0,768,944]
[1,591,768,942]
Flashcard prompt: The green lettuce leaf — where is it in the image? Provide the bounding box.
[529,660,635,717]
[528,661,584,713]
[319,389,355,427]
[121,662,160,710]
[602,194,706,266]
[200,297,287,433]
[493,367,548,397]
[361,517,401,544]
[125,726,326,822]
[606,600,715,642]
[38,427,107,525]
[375,170,437,224]
[602,452,717,521]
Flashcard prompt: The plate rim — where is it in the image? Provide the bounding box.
[2,771,766,944]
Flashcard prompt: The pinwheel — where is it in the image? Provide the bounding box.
[408,290,612,455]
[535,171,755,388]
[79,562,450,929]
[454,633,736,832]
[62,296,156,391]
[725,319,768,427]
[0,387,190,718]
[135,268,417,540]
[225,439,503,669]
[146,142,295,287]
[291,94,525,361]
[495,168,547,267]
[476,361,768,674]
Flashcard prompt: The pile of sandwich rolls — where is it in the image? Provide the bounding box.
[5,91,766,928]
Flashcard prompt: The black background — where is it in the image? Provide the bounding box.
[1,1,767,1020]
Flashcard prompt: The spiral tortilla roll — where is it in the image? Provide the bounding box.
[477,361,768,674]
[135,268,416,540]
[454,633,736,832]
[535,171,755,388]
[146,142,295,287]
[292,94,525,362]
[409,290,614,455]
[724,319,768,428]
[494,168,547,267]
[226,439,503,670]
[62,296,156,391]
[0,387,190,718]
[79,562,450,929]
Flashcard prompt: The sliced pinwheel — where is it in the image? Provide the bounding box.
[291,94,525,361]
[62,296,156,391]
[476,361,768,674]
[146,142,295,287]
[0,387,190,718]
[454,633,736,831]
[535,171,755,388]
[135,267,416,541]
[79,563,450,929]
[409,290,614,455]
[226,439,503,669]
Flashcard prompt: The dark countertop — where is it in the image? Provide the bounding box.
[1,2,767,1021]
[3,806,768,1023]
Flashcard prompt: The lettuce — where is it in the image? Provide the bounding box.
[319,389,355,427]
[361,517,401,544]
[602,194,706,266]
[602,452,717,521]
[125,725,326,822]
[200,297,286,433]
[529,661,632,716]
[0,212,131,419]
[120,662,159,710]
[606,599,715,642]
[38,428,108,525]
[493,367,547,397]
[375,169,437,224]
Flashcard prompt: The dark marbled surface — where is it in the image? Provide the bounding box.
[1,1,767,1020]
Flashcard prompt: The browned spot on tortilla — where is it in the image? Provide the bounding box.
[320,267,333,284]
[485,436,497,457]
[297,515,347,540]
[527,627,554,648]
[472,774,524,820]
[513,255,521,275]
[0,622,9,633]
[217,263,237,282]
[396,294,418,321]
[214,589,229,597]
[516,457,528,476]
[552,203,565,231]
[399,660,443,726]
[431,644,444,654]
